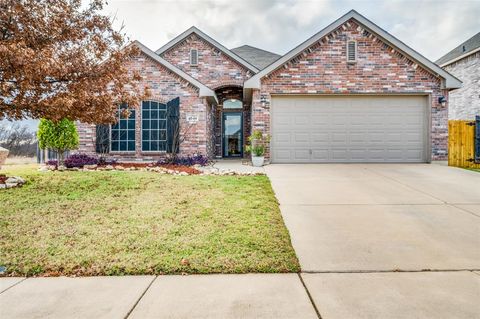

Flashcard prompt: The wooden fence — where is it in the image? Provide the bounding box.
[448,119,480,169]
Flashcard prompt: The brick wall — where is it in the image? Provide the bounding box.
[161,33,252,89]
[76,52,210,161]
[443,52,480,120]
[252,19,448,160]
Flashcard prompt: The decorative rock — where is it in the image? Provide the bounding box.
[179,172,189,176]
[68,167,80,171]
[84,164,97,169]
[115,166,125,171]
[104,165,114,170]
[38,166,50,172]
[47,165,57,171]
[0,184,6,189]
[57,165,66,171]
[6,176,25,185]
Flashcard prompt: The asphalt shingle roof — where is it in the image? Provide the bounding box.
[230,45,281,70]
[436,32,480,66]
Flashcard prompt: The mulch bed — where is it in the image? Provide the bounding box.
[157,164,200,175]
[96,163,201,175]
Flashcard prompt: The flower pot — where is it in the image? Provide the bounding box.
[251,156,264,167]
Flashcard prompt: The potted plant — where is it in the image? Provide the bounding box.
[246,130,270,167]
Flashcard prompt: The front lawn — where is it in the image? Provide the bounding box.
[0,165,299,276]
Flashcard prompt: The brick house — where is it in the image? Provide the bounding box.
[77,10,461,163]
[436,32,479,121]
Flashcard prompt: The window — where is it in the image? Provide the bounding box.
[111,104,135,152]
[190,49,198,66]
[347,40,357,63]
[142,101,167,152]
[223,99,242,109]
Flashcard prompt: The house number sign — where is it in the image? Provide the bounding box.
[186,114,199,124]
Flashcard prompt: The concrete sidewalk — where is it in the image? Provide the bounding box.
[0,274,318,319]
[2,272,479,318]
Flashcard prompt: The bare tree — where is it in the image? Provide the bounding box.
[0,123,37,157]
[163,109,195,163]
[94,124,111,163]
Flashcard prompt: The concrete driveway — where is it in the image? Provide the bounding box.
[266,163,480,318]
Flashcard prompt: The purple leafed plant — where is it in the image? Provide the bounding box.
[46,159,58,166]
[64,154,98,168]
[157,155,209,166]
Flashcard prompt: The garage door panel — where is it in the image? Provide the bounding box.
[271,96,427,163]
[293,132,309,141]
[273,149,293,161]
[311,149,329,161]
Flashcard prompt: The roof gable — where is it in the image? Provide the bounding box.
[244,10,462,90]
[155,27,259,73]
[132,41,217,102]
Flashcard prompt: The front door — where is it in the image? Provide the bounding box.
[222,112,243,157]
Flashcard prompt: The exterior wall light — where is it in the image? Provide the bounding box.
[260,94,269,107]
[438,96,447,107]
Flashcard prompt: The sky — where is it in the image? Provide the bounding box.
[98,0,480,60]
[2,0,479,131]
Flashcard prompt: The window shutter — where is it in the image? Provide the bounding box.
[347,41,356,62]
[475,115,480,163]
[96,124,110,153]
[190,49,198,65]
[167,97,180,153]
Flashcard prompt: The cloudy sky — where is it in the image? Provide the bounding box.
[100,0,480,61]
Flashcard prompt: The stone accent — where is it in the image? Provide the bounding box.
[161,33,252,89]
[76,52,210,161]
[251,19,448,160]
[443,52,480,120]
[0,146,9,169]
[0,175,25,189]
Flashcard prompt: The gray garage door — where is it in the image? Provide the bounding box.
[271,95,428,163]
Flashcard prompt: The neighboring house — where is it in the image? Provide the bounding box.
[436,32,480,120]
[77,10,461,163]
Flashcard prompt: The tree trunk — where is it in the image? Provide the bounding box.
[58,150,65,166]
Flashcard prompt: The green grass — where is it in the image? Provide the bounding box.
[0,165,299,276]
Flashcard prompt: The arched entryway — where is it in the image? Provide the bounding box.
[213,86,251,158]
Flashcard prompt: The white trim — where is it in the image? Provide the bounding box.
[244,10,462,90]
[155,26,259,73]
[439,47,480,67]
[132,41,218,102]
